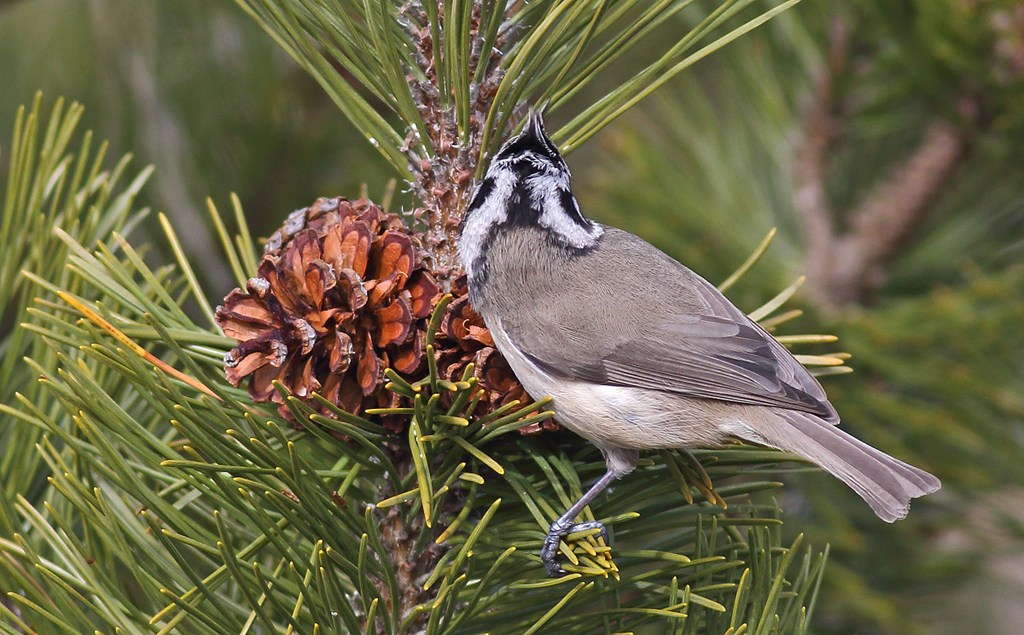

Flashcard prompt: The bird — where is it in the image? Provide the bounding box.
[458,111,941,577]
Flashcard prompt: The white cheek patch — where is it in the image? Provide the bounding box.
[529,177,604,249]
[459,171,515,277]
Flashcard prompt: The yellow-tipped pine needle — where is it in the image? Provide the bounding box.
[793,354,845,366]
[758,309,803,329]
[577,541,598,557]
[662,451,694,505]
[577,554,611,571]
[558,541,580,566]
[449,435,505,474]
[509,574,583,589]
[58,292,216,398]
[749,276,806,322]
[376,489,419,509]
[774,334,839,345]
[718,227,776,293]
[679,448,714,490]
[562,563,607,577]
[676,449,727,509]
[566,527,603,542]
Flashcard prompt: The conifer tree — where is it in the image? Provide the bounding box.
[0,1,928,633]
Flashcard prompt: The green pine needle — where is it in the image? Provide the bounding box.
[1,76,834,635]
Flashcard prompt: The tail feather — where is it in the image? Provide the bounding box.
[745,411,941,522]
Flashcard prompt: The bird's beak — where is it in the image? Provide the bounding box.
[489,106,560,166]
[524,108,546,141]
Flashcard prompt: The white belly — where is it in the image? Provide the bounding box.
[487,319,746,462]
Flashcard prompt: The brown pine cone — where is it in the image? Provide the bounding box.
[216,197,440,419]
[216,196,556,434]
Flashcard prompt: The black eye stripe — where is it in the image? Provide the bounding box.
[463,177,495,224]
[558,188,587,227]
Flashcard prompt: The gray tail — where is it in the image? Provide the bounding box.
[745,411,941,522]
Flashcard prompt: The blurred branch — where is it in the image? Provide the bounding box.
[829,118,965,298]
[124,51,233,292]
[795,16,967,308]
[793,16,846,295]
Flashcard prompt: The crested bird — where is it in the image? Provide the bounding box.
[458,112,941,576]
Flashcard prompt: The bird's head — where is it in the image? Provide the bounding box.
[489,110,570,183]
[458,110,603,280]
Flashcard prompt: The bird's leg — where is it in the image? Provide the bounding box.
[541,468,618,577]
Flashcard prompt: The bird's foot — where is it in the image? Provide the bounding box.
[541,519,609,577]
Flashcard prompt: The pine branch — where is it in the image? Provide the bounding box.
[234,0,806,285]
[0,103,835,630]
[0,0,857,625]
[0,93,151,510]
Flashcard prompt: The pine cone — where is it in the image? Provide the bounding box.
[216,196,556,434]
[216,197,441,419]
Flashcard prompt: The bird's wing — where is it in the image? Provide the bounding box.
[499,229,838,422]
[519,311,837,422]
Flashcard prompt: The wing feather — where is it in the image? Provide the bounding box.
[498,228,838,423]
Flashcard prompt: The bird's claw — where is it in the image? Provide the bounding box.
[541,519,608,577]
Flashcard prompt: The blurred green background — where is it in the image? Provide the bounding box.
[2,0,1023,633]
